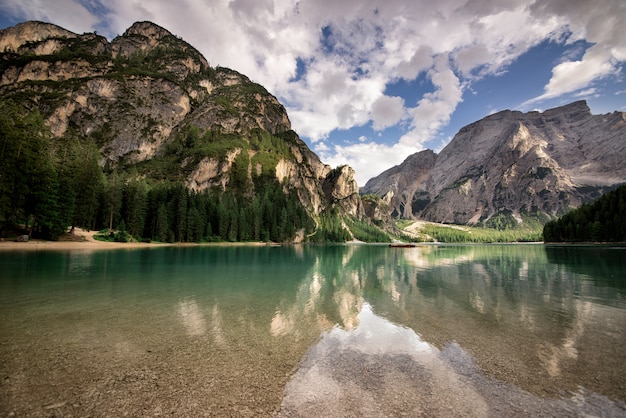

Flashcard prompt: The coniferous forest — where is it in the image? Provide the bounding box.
[0,99,316,242]
[543,185,626,242]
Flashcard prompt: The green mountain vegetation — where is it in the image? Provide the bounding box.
[396,219,543,243]
[419,224,543,243]
[0,99,317,242]
[543,185,626,243]
[1,21,391,243]
[8,21,597,245]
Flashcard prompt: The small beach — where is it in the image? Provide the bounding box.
[0,228,271,251]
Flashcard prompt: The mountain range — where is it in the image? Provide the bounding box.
[363,101,626,227]
[0,20,365,241]
[1,20,624,241]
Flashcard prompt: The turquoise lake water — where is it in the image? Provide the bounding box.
[1,244,625,416]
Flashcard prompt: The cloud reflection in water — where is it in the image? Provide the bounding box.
[280,302,490,417]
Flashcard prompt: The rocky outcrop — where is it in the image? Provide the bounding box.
[322,165,363,217]
[0,21,77,53]
[0,20,364,218]
[362,101,626,225]
[362,150,436,218]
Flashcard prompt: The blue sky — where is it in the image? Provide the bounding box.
[1,0,625,185]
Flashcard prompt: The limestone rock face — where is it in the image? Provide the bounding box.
[322,165,363,217]
[362,150,436,218]
[0,21,77,53]
[362,101,626,224]
[0,20,363,217]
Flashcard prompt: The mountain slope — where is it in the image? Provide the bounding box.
[0,20,363,221]
[0,20,370,242]
[362,101,626,225]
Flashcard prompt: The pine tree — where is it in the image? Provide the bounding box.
[217,199,229,240]
[543,185,626,242]
[72,141,104,230]
[156,203,169,242]
[174,186,187,242]
[121,178,147,238]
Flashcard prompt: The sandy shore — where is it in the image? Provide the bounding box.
[0,229,158,251]
[0,228,270,251]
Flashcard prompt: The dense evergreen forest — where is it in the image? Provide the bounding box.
[0,99,319,242]
[543,185,626,242]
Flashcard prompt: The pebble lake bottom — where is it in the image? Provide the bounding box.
[1,244,625,416]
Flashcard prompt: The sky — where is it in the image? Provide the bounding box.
[1,0,625,185]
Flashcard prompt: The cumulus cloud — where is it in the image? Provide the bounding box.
[400,56,463,148]
[371,95,405,131]
[1,0,101,33]
[524,0,625,104]
[397,46,434,80]
[455,44,491,76]
[546,48,616,94]
[316,140,419,187]
[524,45,619,106]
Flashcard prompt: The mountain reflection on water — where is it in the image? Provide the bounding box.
[279,302,623,417]
[270,244,625,416]
[1,244,625,416]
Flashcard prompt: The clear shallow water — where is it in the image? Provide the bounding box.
[1,244,625,416]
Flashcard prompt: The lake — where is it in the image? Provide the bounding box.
[1,244,625,416]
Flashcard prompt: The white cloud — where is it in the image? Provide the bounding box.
[316,140,419,187]
[371,95,405,131]
[1,0,101,33]
[400,56,463,148]
[524,0,625,104]
[573,88,597,98]
[527,45,618,104]
[455,43,490,76]
[397,46,434,80]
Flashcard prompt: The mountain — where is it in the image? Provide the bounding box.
[0,21,364,241]
[362,101,626,226]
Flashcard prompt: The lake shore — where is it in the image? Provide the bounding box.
[0,228,271,251]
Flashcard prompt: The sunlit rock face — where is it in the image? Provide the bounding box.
[0,21,77,53]
[362,101,626,225]
[323,165,364,218]
[362,150,436,219]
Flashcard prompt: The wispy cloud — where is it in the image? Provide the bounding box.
[522,0,625,107]
[1,0,101,32]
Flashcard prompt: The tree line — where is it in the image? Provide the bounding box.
[108,177,315,243]
[543,185,626,242]
[420,224,543,243]
[0,99,315,242]
[0,100,104,239]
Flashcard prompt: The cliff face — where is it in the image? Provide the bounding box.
[362,150,436,219]
[362,101,626,224]
[0,20,362,217]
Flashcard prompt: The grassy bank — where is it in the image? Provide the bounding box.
[397,220,543,243]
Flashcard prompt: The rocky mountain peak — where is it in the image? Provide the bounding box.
[363,101,626,225]
[0,20,364,221]
[110,21,209,73]
[362,150,436,218]
[123,21,173,40]
[323,165,363,217]
[542,100,591,121]
[0,21,77,53]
